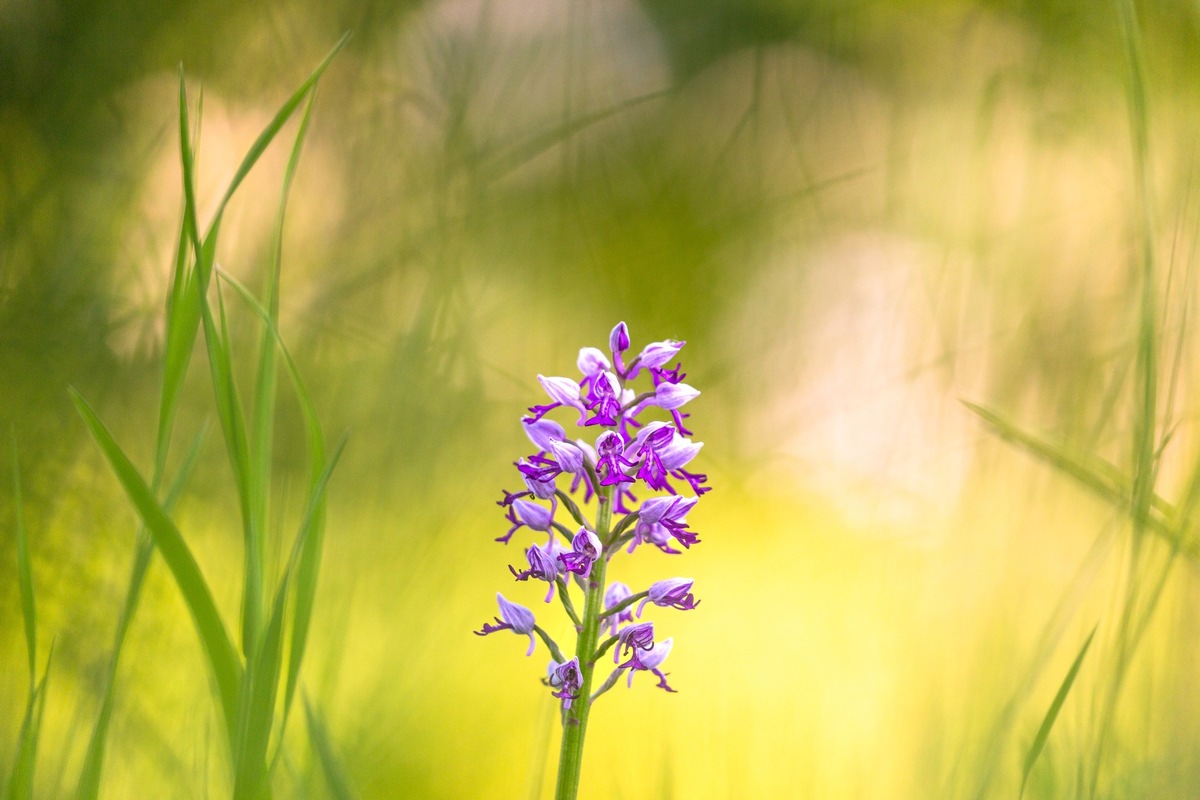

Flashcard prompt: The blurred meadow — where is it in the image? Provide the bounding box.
[5,0,1200,797]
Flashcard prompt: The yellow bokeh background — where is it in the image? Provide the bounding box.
[4,1,1200,797]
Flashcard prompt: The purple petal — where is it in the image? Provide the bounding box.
[496,593,535,635]
[577,347,611,377]
[654,382,699,411]
[523,417,567,451]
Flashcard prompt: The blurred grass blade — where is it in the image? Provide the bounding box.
[70,389,242,741]
[6,643,52,800]
[210,33,348,229]
[75,425,209,800]
[304,697,358,800]
[1019,625,1098,798]
[11,438,35,687]
[961,400,1194,557]
[483,88,670,182]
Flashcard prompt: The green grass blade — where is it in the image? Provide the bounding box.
[1019,625,1099,798]
[216,269,330,725]
[155,218,201,482]
[70,389,242,742]
[281,435,343,724]
[235,437,346,798]
[199,284,260,657]
[5,643,52,800]
[74,425,209,800]
[11,438,35,687]
[209,33,348,232]
[177,68,202,262]
[962,400,1194,557]
[233,568,291,800]
[246,90,319,659]
[1118,0,1158,535]
[303,697,358,800]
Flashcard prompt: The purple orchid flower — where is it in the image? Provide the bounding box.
[528,375,587,424]
[475,593,537,656]
[523,417,567,451]
[548,657,583,708]
[497,497,556,544]
[616,620,655,663]
[584,370,622,427]
[622,637,676,692]
[577,347,611,381]
[594,430,636,487]
[484,322,709,726]
[628,339,685,379]
[633,495,699,549]
[559,528,603,576]
[548,438,586,475]
[510,543,563,602]
[637,578,699,615]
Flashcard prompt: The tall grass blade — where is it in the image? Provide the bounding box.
[11,439,35,687]
[216,268,330,726]
[234,436,345,798]
[246,89,320,675]
[247,85,318,522]
[303,697,358,800]
[210,33,349,231]
[74,426,209,800]
[233,570,291,800]
[70,389,242,742]
[962,400,1193,557]
[177,69,202,260]
[1019,624,1098,798]
[199,283,260,657]
[5,644,52,800]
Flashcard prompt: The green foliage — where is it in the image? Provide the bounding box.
[3,443,51,800]
[69,37,352,799]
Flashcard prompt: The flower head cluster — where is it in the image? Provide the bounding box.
[477,322,709,711]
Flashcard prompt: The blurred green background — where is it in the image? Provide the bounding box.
[5,0,1200,797]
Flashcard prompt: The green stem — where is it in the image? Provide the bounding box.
[553,483,613,800]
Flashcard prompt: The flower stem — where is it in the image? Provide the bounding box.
[553,483,613,800]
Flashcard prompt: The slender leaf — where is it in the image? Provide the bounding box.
[216,269,330,726]
[5,644,52,800]
[209,33,349,233]
[177,68,202,262]
[1020,625,1099,798]
[248,85,318,553]
[962,400,1194,558]
[234,437,345,797]
[233,569,291,800]
[304,697,358,800]
[155,215,200,482]
[70,389,242,742]
[11,439,35,686]
[199,282,260,657]
[75,426,209,800]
